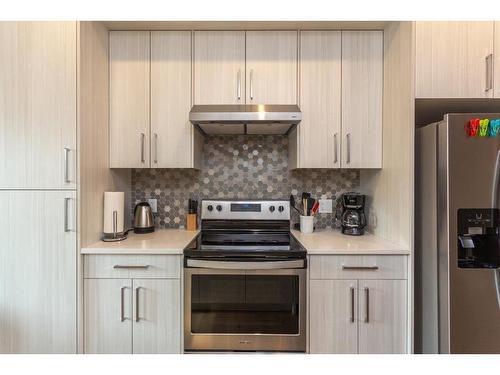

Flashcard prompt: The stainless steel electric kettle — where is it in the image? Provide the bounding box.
[133,202,155,234]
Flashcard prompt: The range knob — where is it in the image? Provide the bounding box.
[216,205,223,212]
[207,205,213,212]
[269,206,276,212]
[278,205,285,212]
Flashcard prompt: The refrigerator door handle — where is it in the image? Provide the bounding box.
[495,269,500,310]
[491,150,500,209]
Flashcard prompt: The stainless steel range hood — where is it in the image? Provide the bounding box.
[189,104,301,135]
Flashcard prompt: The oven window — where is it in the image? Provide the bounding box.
[191,275,300,334]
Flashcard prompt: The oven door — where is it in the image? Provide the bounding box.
[184,259,306,352]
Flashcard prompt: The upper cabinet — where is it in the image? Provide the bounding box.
[110,31,202,169]
[0,22,76,189]
[109,31,150,168]
[246,31,298,104]
[296,31,342,169]
[495,22,500,98]
[341,31,383,169]
[415,22,495,98]
[290,30,382,169]
[194,31,245,105]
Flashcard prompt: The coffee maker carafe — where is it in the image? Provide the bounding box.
[341,193,366,236]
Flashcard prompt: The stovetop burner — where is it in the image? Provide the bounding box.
[183,200,306,260]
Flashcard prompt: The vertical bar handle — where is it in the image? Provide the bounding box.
[120,286,126,322]
[237,69,241,100]
[250,69,254,101]
[346,133,351,164]
[485,53,493,92]
[64,147,70,183]
[350,287,355,323]
[333,133,338,164]
[64,197,71,232]
[153,133,158,164]
[135,287,141,322]
[364,287,370,323]
[113,210,117,238]
[140,133,145,163]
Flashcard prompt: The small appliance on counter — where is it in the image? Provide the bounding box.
[133,202,155,234]
[102,191,128,242]
[340,192,366,236]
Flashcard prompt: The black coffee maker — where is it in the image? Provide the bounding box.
[340,193,366,236]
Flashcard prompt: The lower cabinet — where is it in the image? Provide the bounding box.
[309,255,408,354]
[84,255,182,354]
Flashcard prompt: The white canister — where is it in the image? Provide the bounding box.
[300,215,314,234]
[103,191,125,237]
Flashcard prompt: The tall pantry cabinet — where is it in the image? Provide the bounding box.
[0,22,77,353]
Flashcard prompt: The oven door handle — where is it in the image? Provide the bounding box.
[186,259,305,270]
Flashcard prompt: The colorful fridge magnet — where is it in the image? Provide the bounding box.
[479,119,489,137]
[489,119,500,137]
[466,118,480,137]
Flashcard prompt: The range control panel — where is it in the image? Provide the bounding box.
[201,200,290,220]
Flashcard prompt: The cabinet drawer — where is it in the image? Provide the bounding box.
[84,255,181,279]
[309,255,407,280]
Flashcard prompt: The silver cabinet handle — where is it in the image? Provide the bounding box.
[64,197,71,232]
[350,287,355,323]
[250,69,254,101]
[364,287,370,323]
[333,133,338,164]
[346,133,351,164]
[342,265,379,271]
[140,133,145,163]
[237,69,241,100]
[153,133,158,164]
[120,286,126,322]
[135,287,141,322]
[64,147,70,183]
[113,265,150,269]
[485,53,493,92]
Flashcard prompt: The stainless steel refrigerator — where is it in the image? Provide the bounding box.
[416,113,500,354]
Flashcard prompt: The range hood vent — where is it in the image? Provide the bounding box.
[189,104,302,135]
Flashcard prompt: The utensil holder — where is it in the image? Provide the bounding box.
[300,215,314,234]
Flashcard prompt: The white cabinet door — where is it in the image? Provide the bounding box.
[416,21,494,98]
[297,31,341,168]
[132,279,181,354]
[0,22,76,189]
[194,31,245,104]
[151,31,200,168]
[495,21,500,98]
[358,279,407,354]
[309,280,358,354]
[246,31,298,104]
[84,279,133,354]
[341,31,383,169]
[109,31,150,168]
[0,191,77,353]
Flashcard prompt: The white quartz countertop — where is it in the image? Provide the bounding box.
[291,229,409,255]
[81,229,200,255]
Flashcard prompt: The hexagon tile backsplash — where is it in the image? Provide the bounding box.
[131,135,359,229]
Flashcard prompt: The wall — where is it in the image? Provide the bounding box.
[131,135,359,229]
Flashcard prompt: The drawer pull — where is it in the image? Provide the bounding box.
[113,265,150,270]
[342,265,379,271]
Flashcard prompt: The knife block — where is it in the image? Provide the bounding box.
[186,213,197,231]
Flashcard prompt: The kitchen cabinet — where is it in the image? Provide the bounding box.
[151,31,201,168]
[309,255,408,354]
[0,191,77,353]
[293,31,341,168]
[0,22,76,189]
[194,31,246,104]
[341,31,383,169]
[110,31,202,169]
[83,255,182,354]
[109,31,150,168]
[246,31,298,104]
[495,21,500,98]
[415,21,494,98]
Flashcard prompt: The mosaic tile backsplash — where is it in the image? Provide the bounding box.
[131,135,359,229]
